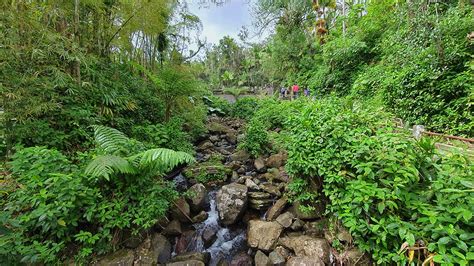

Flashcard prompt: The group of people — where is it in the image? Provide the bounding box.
[279,84,311,99]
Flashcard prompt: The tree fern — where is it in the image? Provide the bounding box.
[84,155,135,180]
[132,148,194,170]
[92,125,130,154]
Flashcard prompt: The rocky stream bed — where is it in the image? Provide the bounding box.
[93,117,371,266]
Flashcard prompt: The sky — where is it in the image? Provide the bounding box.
[188,0,256,46]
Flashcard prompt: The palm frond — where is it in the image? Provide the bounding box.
[92,125,130,154]
[84,155,135,180]
[130,148,195,173]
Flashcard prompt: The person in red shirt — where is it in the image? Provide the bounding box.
[292,84,299,99]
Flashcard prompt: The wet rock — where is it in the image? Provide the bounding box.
[278,235,330,264]
[254,250,271,266]
[259,183,281,196]
[286,256,324,266]
[290,218,305,231]
[202,226,218,248]
[166,260,205,266]
[94,249,134,265]
[276,212,294,228]
[268,251,285,266]
[216,183,248,225]
[192,211,208,223]
[187,183,207,212]
[173,174,189,192]
[163,220,182,236]
[245,178,259,190]
[171,197,192,223]
[265,152,287,168]
[290,201,324,220]
[254,157,266,172]
[230,150,250,162]
[343,248,371,266]
[229,252,253,266]
[170,252,210,264]
[266,197,287,221]
[247,220,283,251]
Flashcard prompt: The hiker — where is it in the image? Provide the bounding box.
[304,87,310,97]
[280,86,287,98]
[292,84,299,99]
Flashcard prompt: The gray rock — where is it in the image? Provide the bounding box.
[247,220,283,251]
[245,178,259,190]
[259,183,281,196]
[163,220,182,236]
[135,233,172,265]
[254,157,266,172]
[248,192,273,211]
[216,183,248,225]
[266,197,287,221]
[187,183,207,212]
[94,249,134,265]
[276,212,294,228]
[170,252,210,263]
[202,226,218,248]
[192,211,208,223]
[268,251,285,266]
[286,256,324,266]
[254,250,271,266]
[278,235,331,265]
[230,150,250,162]
[197,140,214,151]
[265,153,287,168]
[290,218,305,231]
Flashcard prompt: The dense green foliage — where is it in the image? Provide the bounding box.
[1,125,193,262]
[240,96,473,265]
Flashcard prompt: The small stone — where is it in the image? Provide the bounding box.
[166,260,205,266]
[230,150,250,162]
[254,157,266,172]
[229,252,253,266]
[266,197,287,221]
[192,211,208,223]
[286,256,324,266]
[265,152,287,168]
[210,135,219,142]
[268,251,285,266]
[274,246,291,260]
[254,250,271,266]
[276,212,294,228]
[245,178,259,190]
[170,252,210,264]
[259,183,281,196]
[197,140,214,151]
[290,218,305,231]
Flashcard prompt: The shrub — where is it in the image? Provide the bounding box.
[239,118,270,158]
[230,97,260,120]
[284,97,474,265]
[184,154,229,184]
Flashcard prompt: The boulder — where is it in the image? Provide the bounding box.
[175,231,196,254]
[254,250,271,266]
[254,157,266,172]
[226,131,238,145]
[202,226,218,248]
[274,246,291,260]
[187,183,207,212]
[276,212,294,228]
[94,249,134,265]
[163,220,182,236]
[265,153,287,168]
[279,235,330,265]
[286,257,324,266]
[268,251,285,266]
[166,260,205,266]
[245,178,259,190]
[216,183,248,225]
[122,229,147,249]
[171,197,192,223]
[197,140,214,151]
[248,192,273,211]
[230,150,250,162]
[304,219,327,238]
[229,252,253,266]
[247,220,283,251]
[266,197,287,221]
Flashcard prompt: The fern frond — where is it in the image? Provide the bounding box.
[130,148,195,174]
[92,125,130,154]
[84,155,135,180]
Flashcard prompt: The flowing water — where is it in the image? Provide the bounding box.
[172,190,248,265]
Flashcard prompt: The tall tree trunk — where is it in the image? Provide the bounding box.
[74,0,81,86]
